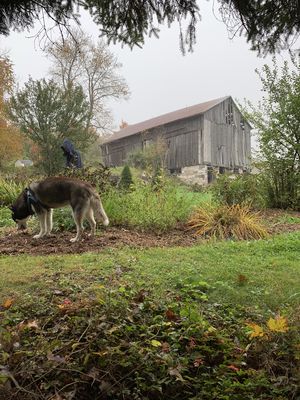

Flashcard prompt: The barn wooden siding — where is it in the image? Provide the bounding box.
[102,97,251,171]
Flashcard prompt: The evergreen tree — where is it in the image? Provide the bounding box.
[1,1,300,54]
[119,165,133,190]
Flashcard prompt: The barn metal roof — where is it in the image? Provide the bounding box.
[103,96,230,144]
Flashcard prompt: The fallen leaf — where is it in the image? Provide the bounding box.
[267,315,288,333]
[108,326,119,334]
[165,309,178,321]
[17,320,39,331]
[161,342,170,353]
[151,339,162,347]
[2,298,14,309]
[47,352,66,363]
[134,289,148,303]
[193,357,204,367]
[246,323,265,339]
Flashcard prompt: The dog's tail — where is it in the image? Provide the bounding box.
[90,194,109,226]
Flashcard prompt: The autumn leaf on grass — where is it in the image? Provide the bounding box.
[18,320,39,331]
[193,357,204,367]
[151,339,162,347]
[246,322,265,339]
[58,298,72,310]
[165,308,178,321]
[1,298,14,310]
[47,352,66,364]
[161,342,170,353]
[267,315,288,333]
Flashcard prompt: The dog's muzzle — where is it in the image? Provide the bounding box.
[16,218,28,230]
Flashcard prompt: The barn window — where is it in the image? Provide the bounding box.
[225,101,233,125]
[240,118,245,130]
[143,139,152,148]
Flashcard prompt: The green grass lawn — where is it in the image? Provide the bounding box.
[1,231,299,312]
[1,232,300,399]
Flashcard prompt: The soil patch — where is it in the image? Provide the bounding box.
[261,209,300,235]
[0,226,199,256]
[0,210,299,256]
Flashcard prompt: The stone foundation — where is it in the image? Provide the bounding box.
[177,165,208,186]
[176,165,248,186]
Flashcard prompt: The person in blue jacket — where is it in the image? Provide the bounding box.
[61,139,83,168]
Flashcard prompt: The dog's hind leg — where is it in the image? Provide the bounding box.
[86,207,96,237]
[33,212,47,239]
[46,209,53,235]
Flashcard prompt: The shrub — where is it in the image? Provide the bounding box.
[188,203,268,240]
[211,173,266,208]
[59,163,112,193]
[259,162,300,211]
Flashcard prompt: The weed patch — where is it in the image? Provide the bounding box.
[102,182,208,232]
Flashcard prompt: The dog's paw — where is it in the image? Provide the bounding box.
[33,234,42,239]
[70,237,78,243]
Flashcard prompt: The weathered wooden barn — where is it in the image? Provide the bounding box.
[101,96,251,184]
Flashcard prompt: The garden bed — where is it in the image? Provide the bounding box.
[0,209,299,255]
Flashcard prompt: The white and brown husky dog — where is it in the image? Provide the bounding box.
[10,177,109,242]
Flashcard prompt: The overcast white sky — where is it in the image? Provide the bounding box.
[0,1,298,132]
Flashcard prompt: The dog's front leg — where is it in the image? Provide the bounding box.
[70,224,83,242]
[70,209,84,242]
[33,212,47,239]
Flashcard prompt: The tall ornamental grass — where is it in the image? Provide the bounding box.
[188,203,268,240]
[0,178,24,206]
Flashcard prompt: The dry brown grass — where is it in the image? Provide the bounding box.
[188,204,268,240]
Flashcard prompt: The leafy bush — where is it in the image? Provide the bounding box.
[188,204,268,240]
[258,162,300,211]
[60,163,113,193]
[102,180,207,232]
[211,173,266,208]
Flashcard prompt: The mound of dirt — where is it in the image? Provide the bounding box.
[0,226,199,255]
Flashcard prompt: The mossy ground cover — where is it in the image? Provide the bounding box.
[0,232,300,399]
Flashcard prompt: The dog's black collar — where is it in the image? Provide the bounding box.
[26,188,38,215]
[25,188,49,215]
